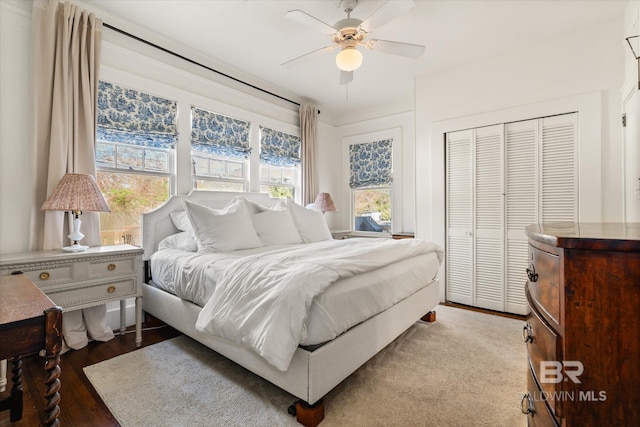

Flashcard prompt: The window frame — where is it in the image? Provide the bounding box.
[343,128,403,237]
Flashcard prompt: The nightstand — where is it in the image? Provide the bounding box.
[0,245,143,347]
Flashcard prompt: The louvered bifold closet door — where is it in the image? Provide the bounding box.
[540,114,577,222]
[505,120,538,315]
[474,125,504,311]
[446,129,473,306]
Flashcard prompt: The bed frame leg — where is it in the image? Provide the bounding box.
[295,399,324,426]
[421,310,436,322]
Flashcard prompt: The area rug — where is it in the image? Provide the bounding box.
[84,305,527,426]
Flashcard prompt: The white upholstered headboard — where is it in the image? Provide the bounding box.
[141,191,279,261]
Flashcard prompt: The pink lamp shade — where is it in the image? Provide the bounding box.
[314,192,336,214]
[41,173,110,251]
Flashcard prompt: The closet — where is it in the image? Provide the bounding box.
[446,113,577,315]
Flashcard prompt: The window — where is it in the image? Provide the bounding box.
[96,81,177,246]
[191,106,250,191]
[259,126,300,199]
[349,139,393,234]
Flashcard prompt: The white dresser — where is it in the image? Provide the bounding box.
[0,244,144,347]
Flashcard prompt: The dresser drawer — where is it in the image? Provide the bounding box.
[45,278,136,308]
[524,300,562,418]
[524,365,560,427]
[528,244,561,326]
[87,256,136,279]
[3,263,74,288]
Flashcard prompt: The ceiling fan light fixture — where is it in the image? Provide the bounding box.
[336,46,363,71]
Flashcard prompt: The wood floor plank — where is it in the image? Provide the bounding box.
[0,318,180,427]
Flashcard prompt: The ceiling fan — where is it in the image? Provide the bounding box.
[282,0,425,85]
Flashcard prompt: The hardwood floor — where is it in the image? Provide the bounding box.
[0,317,181,427]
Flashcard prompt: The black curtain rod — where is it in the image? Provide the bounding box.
[103,23,318,113]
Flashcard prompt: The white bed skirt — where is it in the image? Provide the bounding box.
[142,279,440,404]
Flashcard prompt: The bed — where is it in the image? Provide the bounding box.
[141,191,443,426]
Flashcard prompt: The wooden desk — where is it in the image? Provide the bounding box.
[0,273,62,426]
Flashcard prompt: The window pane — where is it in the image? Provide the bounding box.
[117,146,144,170]
[210,159,226,177]
[282,168,295,185]
[260,165,269,181]
[145,150,168,172]
[269,168,281,183]
[353,188,391,233]
[194,180,244,192]
[96,142,115,167]
[260,185,293,199]
[228,161,243,179]
[193,156,209,176]
[97,172,170,246]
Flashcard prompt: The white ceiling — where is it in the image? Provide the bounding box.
[83,0,628,119]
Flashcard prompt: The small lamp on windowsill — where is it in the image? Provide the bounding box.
[41,173,110,252]
[314,192,337,214]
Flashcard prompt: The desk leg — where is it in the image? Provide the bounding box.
[8,356,23,422]
[119,300,126,335]
[135,296,142,347]
[43,307,62,427]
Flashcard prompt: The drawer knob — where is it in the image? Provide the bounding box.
[107,263,116,271]
[39,271,50,280]
[520,392,535,415]
[526,264,538,282]
[107,285,116,293]
[522,323,534,343]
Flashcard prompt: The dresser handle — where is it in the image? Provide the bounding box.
[39,271,50,280]
[526,264,538,282]
[520,392,535,414]
[107,263,116,271]
[522,323,534,343]
[107,285,116,293]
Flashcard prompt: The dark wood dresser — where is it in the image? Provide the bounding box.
[522,222,640,426]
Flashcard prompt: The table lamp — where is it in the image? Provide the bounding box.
[314,192,337,214]
[41,173,110,252]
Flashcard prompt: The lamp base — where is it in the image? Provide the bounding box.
[62,243,88,252]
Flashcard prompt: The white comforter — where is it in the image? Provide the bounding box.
[195,238,443,371]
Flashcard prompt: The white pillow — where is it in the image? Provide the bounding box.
[231,196,270,215]
[285,198,332,243]
[251,208,302,246]
[183,199,263,252]
[158,232,198,252]
[170,210,194,234]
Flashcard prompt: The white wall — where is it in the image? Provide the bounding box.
[0,1,32,255]
[623,0,640,221]
[330,112,416,233]
[415,17,626,249]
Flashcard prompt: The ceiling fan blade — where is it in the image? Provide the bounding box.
[281,45,338,68]
[339,70,353,85]
[365,39,425,58]
[358,0,415,33]
[285,9,337,35]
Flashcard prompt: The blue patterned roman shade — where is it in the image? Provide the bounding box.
[349,139,393,188]
[259,126,301,167]
[97,81,178,149]
[191,106,251,158]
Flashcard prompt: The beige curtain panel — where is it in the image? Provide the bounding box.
[300,103,319,206]
[30,0,103,251]
[30,0,113,350]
